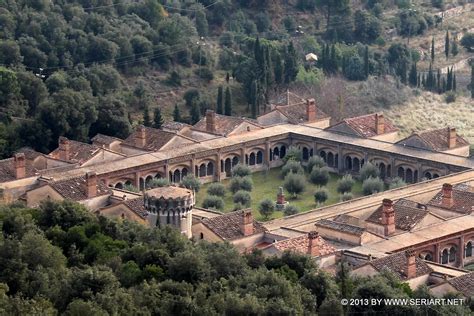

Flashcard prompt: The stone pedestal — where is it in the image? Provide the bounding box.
[276,186,288,210]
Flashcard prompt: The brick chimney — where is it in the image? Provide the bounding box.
[14,153,26,179]
[306,99,316,122]
[206,110,216,133]
[448,127,457,149]
[381,199,395,236]
[442,183,453,208]
[59,136,70,161]
[375,113,385,135]
[135,126,146,148]
[307,231,320,256]
[240,209,253,236]
[405,249,417,279]
[85,172,97,198]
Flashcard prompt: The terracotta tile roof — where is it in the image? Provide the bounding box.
[275,103,329,124]
[333,214,365,227]
[0,159,36,183]
[192,114,261,136]
[403,127,469,151]
[49,140,100,164]
[123,197,147,218]
[446,272,474,297]
[367,252,433,280]
[162,121,190,132]
[48,175,111,201]
[329,113,398,138]
[427,187,474,214]
[17,147,43,161]
[316,219,366,236]
[271,234,336,256]
[123,126,195,151]
[91,134,123,146]
[201,209,266,240]
[366,199,429,231]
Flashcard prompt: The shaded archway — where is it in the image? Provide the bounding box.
[256,151,263,164]
[345,156,352,170]
[441,249,449,264]
[249,152,256,165]
[207,162,214,176]
[115,182,123,189]
[449,246,456,263]
[327,152,334,167]
[466,241,473,258]
[302,147,309,161]
[353,157,360,172]
[406,168,413,183]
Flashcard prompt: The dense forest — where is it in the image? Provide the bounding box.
[0,0,473,158]
[0,200,471,315]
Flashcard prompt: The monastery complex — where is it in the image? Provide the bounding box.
[1,93,473,296]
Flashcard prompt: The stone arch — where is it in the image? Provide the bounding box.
[256,151,263,164]
[199,163,207,177]
[207,161,214,176]
[441,248,449,264]
[353,157,360,172]
[327,152,334,167]
[419,251,434,262]
[320,150,327,162]
[406,168,413,183]
[115,182,123,189]
[249,152,256,165]
[302,147,309,161]
[449,246,456,263]
[398,166,405,179]
[345,156,352,170]
[124,180,132,186]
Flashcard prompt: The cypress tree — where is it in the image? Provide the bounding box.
[436,69,441,94]
[427,63,434,91]
[442,77,446,93]
[250,80,258,119]
[330,44,337,73]
[152,107,164,128]
[216,86,223,114]
[400,61,407,85]
[364,46,369,79]
[417,73,421,87]
[224,87,232,116]
[226,72,230,83]
[173,104,182,122]
[421,73,426,88]
[446,67,452,91]
[453,72,456,91]
[451,37,459,56]
[431,37,435,62]
[408,63,417,87]
[445,31,450,59]
[274,52,283,85]
[143,105,151,127]
[190,103,201,124]
[284,42,298,84]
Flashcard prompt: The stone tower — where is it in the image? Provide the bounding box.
[144,186,194,238]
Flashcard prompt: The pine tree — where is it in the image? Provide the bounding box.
[143,105,151,127]
[408,63,417,87]
[224,87,232,116]
[431,37,435,62]
[216,86,223,114]
[173,104,182,122]
[445,31,450,59]
[152,107,164,128]
[190,103,201,124]
[364,46,369,79]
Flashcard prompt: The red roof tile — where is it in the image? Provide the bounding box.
[366,199,429,231]
[201,209,266,240]
[428,186,474,214]
[192,114,261,136]
[123,126,196,151]
[328,113,398,138]
[446,272,474,297]
[401,127,469,151]
[49,140,100,164]
[271,234,336,256]
[365,252,432,280]
[48,175,111,201]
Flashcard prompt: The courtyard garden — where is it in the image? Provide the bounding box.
[193,147,406,221]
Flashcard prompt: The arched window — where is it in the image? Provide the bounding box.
[379,163,386,179]
[256,151,263,164]
[424,172,432,180]
[145,175,153,188]
[302,147,309,161]
[353,157,360,172]
[441,249,449,264]
[125,180,132,186]
[199,164,206,177]
[173,169,181,183]
[181,168,188,178]
[327,152,334,167]
[406,168,413,183]
[207,162,214,176]
[398,167,405,180]
[200,232,204,239]
[232,156,239,167]
[274,147,280,160]
[320,150,327,162]
[424,253,433,261]
[345,156,352,170]
[449,246,456,263]
[433,174,440,179]
[225,158,232,174]
[466,242,473,258]
[280,146,286,158]
[249,152,256,165]
[115,182,123,189]
[387,164,392,178]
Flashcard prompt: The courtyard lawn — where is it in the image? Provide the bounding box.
[196,167,363,221]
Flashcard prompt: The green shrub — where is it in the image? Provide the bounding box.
[202,195,224,210]
[283,173,306,198]
[207,183,226,197]
[281,160,304,178]
[284,205,299,216]
[362,177,384,195]
[341,192,353,201]
[283,146,302,163]
[389,177,406,189]
[359,162,380,181]
[337,174,355,193]
[147,178,169,188]
[229,176,253,193]
[180,175,201,192]
[233,190,251,207]
[309,167,329,186]
[307,156,326,173]
[123,184,139,192]
[314,188,329,205]
[258,199,275,220]
[445,91,456,103]
[231,164,251,177]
